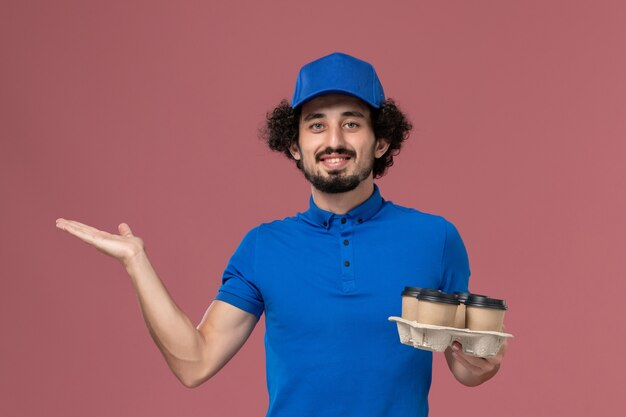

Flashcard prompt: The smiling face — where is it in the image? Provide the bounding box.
[289,94,390,194]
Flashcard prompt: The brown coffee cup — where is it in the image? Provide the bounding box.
[415,289,459,326]
[401,287,422,321]
[465,294,507,331]
[453,292,470,328]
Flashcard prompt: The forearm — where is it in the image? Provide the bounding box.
[124,250,206,385]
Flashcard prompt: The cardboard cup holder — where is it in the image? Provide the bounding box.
[388,316,513,358]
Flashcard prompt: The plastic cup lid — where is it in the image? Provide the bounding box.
[466,294,508,310]
[453,292,470,302]
[401,286,423,297]
[417,289,460,305]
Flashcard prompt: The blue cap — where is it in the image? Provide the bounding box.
[291,52,385,109]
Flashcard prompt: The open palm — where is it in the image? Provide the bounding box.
[56,219,145,266]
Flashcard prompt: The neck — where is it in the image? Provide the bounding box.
[311,177,375,215]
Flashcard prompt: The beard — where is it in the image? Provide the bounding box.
[300,147,375,194]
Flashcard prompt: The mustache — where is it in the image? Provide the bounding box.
[315,148,357,162]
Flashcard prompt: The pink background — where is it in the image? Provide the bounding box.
[2,1,625,416]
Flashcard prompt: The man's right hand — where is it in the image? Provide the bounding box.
[56,219,145,267]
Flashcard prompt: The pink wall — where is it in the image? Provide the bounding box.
[2,1,625,416]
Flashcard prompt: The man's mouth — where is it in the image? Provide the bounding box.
[319,154,352,170]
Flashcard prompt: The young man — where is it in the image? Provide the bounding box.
[56,52,506,417]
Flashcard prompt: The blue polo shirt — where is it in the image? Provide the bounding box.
[215,184,470,417]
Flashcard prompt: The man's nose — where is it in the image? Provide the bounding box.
[327,124,346,148]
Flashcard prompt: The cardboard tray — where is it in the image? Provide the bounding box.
[388,316,513,358]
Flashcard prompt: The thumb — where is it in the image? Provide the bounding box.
[118,223,134,237]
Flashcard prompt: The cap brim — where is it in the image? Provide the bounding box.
[292,88,381,109]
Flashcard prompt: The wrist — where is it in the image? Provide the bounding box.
[123,249,150,274]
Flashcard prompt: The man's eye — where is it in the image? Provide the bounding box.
[310,123,324,130]
[344,122,359,129]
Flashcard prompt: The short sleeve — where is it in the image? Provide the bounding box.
[440,219,471,294]
[215,227,265,318]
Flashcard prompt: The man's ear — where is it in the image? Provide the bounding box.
[374,138,390,159]
[289,142,302,161]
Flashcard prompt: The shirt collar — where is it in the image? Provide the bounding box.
[299,184,385,229]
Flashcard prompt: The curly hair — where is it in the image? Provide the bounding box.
[260,98,412,178]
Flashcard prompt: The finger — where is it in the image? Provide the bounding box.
[56,218,70,229]
[451,343,493,369]
[118,223,134,237]
[56,218,86,234]
[456,351,491,369]
[56,219,112,245]
[66,219,108,235]
[57,218,104,236]
[451,349,485,373]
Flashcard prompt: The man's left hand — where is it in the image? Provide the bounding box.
[444,325,508,387]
